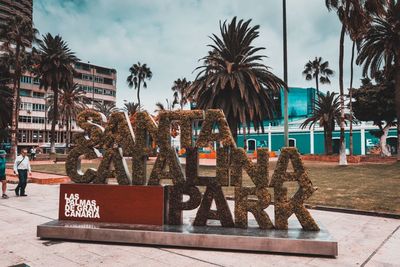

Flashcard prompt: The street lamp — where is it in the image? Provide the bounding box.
[88,61,95,107]
[282,0,289,147]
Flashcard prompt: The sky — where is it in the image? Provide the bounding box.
[33,0,363,111]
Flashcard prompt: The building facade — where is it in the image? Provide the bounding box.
[237,122,398,156]
[17,62,117,153]
[236,87,398,156]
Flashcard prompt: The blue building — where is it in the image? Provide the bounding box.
[236,87,398,156]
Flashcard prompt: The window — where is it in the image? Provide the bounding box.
[104,89,114,96]
[33,92,45,98]
[82,85,93,93]
[103,78,114,85]
[75,63,90,71]
[96,67,113,75]
[20,76,32,84]
[20,89,31,97]
[32,104,45,111]
[94,76,104,83]
[32,131,39,143]
[82,74,92,81]
[289,138,296,147]
[18,130,28,143]
[247,139,257,151]
[32,117,45,124]
[19,116,31,123]
[94,87,103,94]
[33,78,40,85]
[20,102,32,110]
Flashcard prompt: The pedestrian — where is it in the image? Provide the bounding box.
[30,146,36,161]
[0,150,8,199]
[13,149,31,197]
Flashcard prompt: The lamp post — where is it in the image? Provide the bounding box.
[88,61,95,107]
[282,0,289,147]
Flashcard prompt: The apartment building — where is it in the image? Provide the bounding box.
[18,62,117,153]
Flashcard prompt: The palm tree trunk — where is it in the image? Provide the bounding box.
[10,46,21,160]
[323,128,328,154]
[66,117,70,151]
[326,129,333,155]
[137,80,141,111]
[349,40,355,156]
[227,116,238,145]
[339,24,347,165]
[50,84,58,154]
[315,73,319,95]
[10,76,19,160]
[395,66,400,161]
[180,89,184,110]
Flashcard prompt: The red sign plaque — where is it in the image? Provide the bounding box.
[59,184,164,225]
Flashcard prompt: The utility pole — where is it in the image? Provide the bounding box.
[283,0,289,147]
[88,61,95,107]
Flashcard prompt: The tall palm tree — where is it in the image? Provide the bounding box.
[47,83,87,149]
[123,101,140,116]
[126,62,152,110]
[0,14,40,159]
[302,57,334,95]
[326,0,363,165]
[326,0,385,161]
[171,78,191,109]
[94,101,118,118]
[356,0,400,161]
[300,92,341,155]
[35,33,79,154]
[189,17,286,142]
[346,1,384,156]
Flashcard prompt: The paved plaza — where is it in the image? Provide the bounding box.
[0,183,399,267]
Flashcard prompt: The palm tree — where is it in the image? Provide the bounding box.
[301,92,341,155]
[126,62,152,110]
[356,0,400,161]
[326,0,363,165]
[47,83,87,149]
[302,57,334,95]
[171,78,191,109]
[35,33,79,154]
[326,0,384,160]
[123,101,140,116]
[189,17,286,142]
[0,14,40,159]
[94,101,118,118]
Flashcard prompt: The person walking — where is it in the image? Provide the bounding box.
[30,146,36,161]
[13,149,31,197]
[0,150,8,199]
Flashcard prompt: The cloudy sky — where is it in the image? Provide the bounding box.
[33,0,362,111]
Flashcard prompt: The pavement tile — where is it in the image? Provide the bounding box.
[366,226,400,267]
[0,183,399,267]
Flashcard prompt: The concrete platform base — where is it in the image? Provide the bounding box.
[37,220,338,257]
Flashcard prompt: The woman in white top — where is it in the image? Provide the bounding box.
[13,149,32,197]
